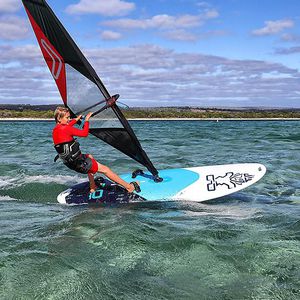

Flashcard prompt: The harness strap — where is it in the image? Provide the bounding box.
[54,140,81,163]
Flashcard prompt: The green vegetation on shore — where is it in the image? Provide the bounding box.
[1,106,300,119]
[0,109,54,119]
[122,108,300,119]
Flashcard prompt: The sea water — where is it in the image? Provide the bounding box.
[0,120,299,299]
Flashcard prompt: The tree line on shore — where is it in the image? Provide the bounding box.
[0,106,300,119]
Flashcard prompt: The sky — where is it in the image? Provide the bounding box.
[1,0,300,108]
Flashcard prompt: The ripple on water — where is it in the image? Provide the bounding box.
[0,120,300,298]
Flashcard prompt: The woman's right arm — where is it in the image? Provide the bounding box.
[68,112,92,137]
[68,121,89,137]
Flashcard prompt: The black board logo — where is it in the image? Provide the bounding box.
[207,172,254,191]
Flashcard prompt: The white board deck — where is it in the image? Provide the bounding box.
[57,163,266,204]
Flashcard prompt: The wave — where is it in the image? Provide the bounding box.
[0,174,85,189]
[0,173,88,203]
[0,195,18,201]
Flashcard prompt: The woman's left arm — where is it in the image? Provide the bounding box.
[69,115,82,126]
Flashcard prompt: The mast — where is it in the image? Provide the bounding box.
[22,0,160,178]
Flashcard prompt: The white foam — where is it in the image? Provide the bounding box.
[0,177,17,188]
[0,195,17,201]
[0,174,86,189]
[184,203,260,219]
[22,174,85,185]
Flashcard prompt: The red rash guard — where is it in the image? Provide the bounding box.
[52,119,98,174]
[52,119,90,145]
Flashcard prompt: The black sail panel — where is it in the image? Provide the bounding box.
[22,0,159,176]
[112,105,158,176]
[90,127,158,176]
[89,129,146,164]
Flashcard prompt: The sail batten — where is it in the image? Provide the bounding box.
[22,0,159,177]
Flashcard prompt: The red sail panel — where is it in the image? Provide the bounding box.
[25,8,67,104]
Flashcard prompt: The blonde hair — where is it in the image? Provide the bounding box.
[54,106,70,123]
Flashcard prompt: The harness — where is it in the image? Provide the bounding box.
[54,140,81,164]
[54,140,93,174]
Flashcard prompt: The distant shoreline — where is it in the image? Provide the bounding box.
[1,106,300,119]
[1,117,300,122]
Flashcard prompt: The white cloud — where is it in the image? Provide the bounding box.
[274,46,300,55]
[101,30,122,40]
[0,15,29,40]
[252,19,294,36]
[280,33,300,43]
[101,10,219,42]
[66,0,135,17]
[103,11,218,30]
[103,15,198,29]
[197,2,211,8]
[0,45,59,104]
[2,44,299,107]
[86,46,300,107]
[162,29,227,42]
[0,0,21,13]
[0,45,41,64]
[163,29,198,41]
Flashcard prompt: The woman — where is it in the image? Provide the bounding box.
[52,106,138,193]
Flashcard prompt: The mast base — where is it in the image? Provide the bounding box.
[132,169,163,182]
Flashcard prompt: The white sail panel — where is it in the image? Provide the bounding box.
[66,64,121,128]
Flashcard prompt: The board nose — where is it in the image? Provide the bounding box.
[257,164,267,176]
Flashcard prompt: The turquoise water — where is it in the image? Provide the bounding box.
[0,120,300,299]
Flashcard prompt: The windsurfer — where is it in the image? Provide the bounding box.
[52,106,138,193]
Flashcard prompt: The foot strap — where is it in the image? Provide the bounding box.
[130,181,141,193]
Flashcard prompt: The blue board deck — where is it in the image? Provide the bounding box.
[57,164,266,205]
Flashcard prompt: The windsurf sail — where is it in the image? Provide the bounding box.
[22,0,159,178]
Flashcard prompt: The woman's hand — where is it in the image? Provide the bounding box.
[85,112,93,122]
[75,115,82,122]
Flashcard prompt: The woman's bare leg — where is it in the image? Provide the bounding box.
[97,163,135,193]
[86,154,98,192]
[88,173,97,192]
[86,154,137,193]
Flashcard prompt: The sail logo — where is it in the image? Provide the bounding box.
[40,39,62,80]
[206,172,254,191]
